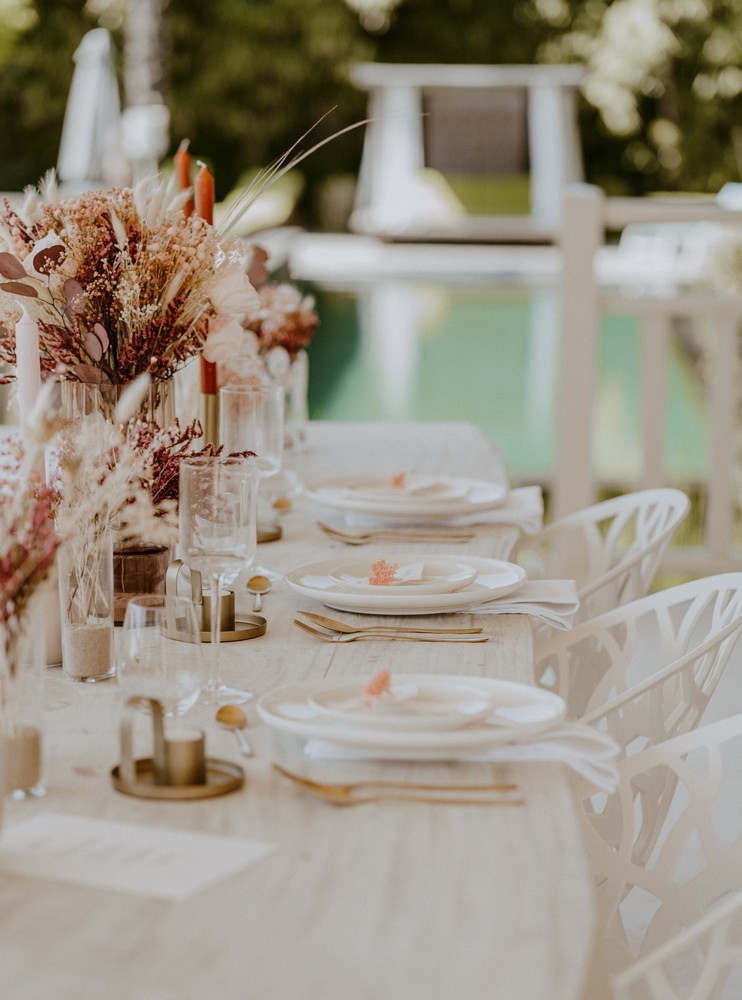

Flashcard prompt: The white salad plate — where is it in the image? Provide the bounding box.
[308,677,495,731]
[257,675,567,757]
[303,474,508,520]
[286,555,526,615]
[327,557,477,596]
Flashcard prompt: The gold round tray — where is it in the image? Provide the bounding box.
[198,613,267,643]
[163,614,267,643]
[111,757,244,800]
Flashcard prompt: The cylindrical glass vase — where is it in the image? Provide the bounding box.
[59,531,115,683]
[264,347,309,452]
[0,623,46,798]
[285,349,309,452]
[60,378,174,427]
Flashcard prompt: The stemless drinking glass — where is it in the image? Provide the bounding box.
[220,383,284,579]
[117,595,203,716]
[179,455,259,705]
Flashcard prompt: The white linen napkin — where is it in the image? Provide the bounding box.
[455,485,543,534]
[344,486,544,535]
[455,578,579,630]
[303,721,619,794]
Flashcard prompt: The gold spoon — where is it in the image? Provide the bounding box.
[246,574,272,612]
[215,705,253,757]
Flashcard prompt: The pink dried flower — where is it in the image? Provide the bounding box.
[368,559,400,586]
[244,282,319,359]
[0,475,60,662]
[363,669,391,698]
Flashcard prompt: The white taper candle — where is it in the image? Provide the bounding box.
[15,307,42,425]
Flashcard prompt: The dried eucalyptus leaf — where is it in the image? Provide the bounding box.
[93,322,110,353]
[1,280,38,298]
[33,245,66,273]
[63,278,86,314]
[84,331,103,362]
[0,252,26,280]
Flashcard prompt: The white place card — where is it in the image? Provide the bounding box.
[0,812,275,901]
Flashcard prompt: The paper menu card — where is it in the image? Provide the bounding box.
[0,812,275,902]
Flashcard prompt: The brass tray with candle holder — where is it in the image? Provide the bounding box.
[111,696,245,801]
[165,560,267,642]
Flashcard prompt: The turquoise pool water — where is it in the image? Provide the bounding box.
[306,280,708,487]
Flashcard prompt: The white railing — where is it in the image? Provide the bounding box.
[554,184,742,574]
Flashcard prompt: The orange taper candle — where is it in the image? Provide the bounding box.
[194,163,215,225]
[174,139,193,219]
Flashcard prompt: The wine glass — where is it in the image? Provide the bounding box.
[117,595,203,717]
[179,455,259,705]
[219,383,284,580]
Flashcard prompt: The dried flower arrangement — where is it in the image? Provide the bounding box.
[0,379,173,663]
[244,277,319,360]
[0,173,258,386]
[0,459,59,663]
[55,379,178,538]
[126,417,218,509]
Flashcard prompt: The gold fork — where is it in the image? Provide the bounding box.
[273,764,523,807]
[317,522,475,544]
[298,610,483,635]
[293,619,488,643]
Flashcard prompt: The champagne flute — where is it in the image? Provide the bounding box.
[220,383,284,580]
[117,595,203,716]
[179,455,258,705]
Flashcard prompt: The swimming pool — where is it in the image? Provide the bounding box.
[305,278,708,488]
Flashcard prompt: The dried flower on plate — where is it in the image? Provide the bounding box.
[363,670,391,698]
[369,559,400,586]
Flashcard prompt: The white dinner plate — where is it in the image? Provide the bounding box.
[258,675,566,757]
[286,555,526,615]
[303,474,507,520]
[327,557,477,596]
[308,677,495,731]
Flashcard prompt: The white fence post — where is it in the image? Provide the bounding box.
[553,183,604,517]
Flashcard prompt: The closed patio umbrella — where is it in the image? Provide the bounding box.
[57,28,121,190]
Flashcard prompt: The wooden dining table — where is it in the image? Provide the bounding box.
[0,421,604,1000]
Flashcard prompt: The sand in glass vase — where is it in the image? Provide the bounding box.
[59,531,115,683]
[0,625,46,798]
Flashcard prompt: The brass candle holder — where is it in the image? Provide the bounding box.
[165,560,266,642]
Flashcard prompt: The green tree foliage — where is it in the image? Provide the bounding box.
[164,0,372,204]
[0,0,99,192]
[2,0,742,213]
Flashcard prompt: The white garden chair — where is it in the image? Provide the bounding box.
[579,713,742,984]
[612,892,742,1000]
[538,576,742,877]
[534,572,742,722]
[516,489,689,647]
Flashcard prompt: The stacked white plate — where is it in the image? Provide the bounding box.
[258,674,566,759]
[303,474,507,521]
[286,554,526,615]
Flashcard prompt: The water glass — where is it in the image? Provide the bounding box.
[220,383,284,576]
[179,455,258,704]
[117,596,203,717]
[219,383,285,480]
